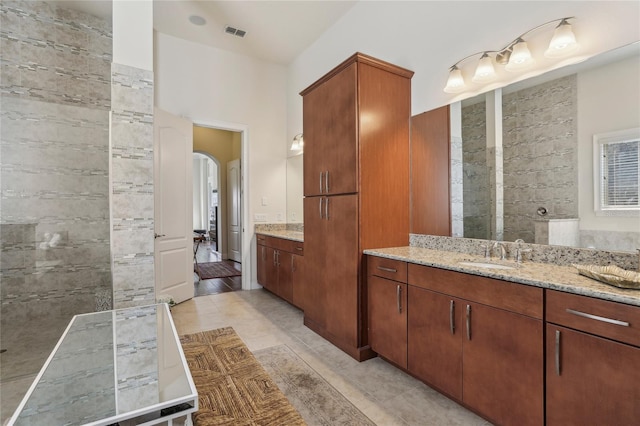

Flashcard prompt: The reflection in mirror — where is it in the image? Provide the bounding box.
[452,42,640,252]
[460,94,490,240]
[286,154,303,223]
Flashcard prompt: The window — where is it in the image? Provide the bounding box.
[593,128,640,216]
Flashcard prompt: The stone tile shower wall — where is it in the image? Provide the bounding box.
[462,101,490,240]
[0,1,112,383]
[110,63,155,308]
[502,75,578,242]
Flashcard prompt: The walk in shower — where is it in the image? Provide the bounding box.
[1,1,113,419]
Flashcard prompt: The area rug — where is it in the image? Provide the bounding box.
[180,327,305,425]
[195,261,241,280]
[254,345,375,426]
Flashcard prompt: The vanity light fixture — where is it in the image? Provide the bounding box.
[291,133,304,151]
[545,18,580,58]
[472,52,497,83]
[444,17,579,93]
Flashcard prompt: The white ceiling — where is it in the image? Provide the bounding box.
[58,1,358,65]
[153,0,358,65]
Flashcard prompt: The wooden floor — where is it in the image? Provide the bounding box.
[194,241,242,297]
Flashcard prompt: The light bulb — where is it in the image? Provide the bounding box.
[472,53,496,83]
[545,20,579,58]
[444,66,465,93]
[505,39,535,72]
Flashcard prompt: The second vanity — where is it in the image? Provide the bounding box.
[364,246,640,426]
[256,230,305,309]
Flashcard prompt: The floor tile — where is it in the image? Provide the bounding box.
[170,289,493,425]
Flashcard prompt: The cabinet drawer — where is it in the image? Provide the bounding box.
[408,264,543,319]
[546,290,640,347]
[278,238,304,255]
[367,256,407,283]
[256,234,304,255]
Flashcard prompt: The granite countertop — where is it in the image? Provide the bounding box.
[364,246,640,307]
[256,229,304,243]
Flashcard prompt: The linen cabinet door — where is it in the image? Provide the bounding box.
[546,324,640,426]
[302,196,327,329]
[323,194,359,346]
[368,275,407,368]
[302,63,358,197]
[462,302,543,426]
[407,287,463,400]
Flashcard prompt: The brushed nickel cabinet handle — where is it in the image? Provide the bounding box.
[325,197,329,220]
[566,309,630,327]
[450,300,455,334]
[273,251,277,266]
[396,285,402,314]
[319,171,324,193]
[261,246,265,261]
[318,198,324,219]
[325,170,330,193]
[292,255,295,272]
[555,330,561,376]
[466,305,471,340]
[377,266,397,273]
[295,247,303,251]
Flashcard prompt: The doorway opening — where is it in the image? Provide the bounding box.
[193,152,219,252]
[192,125,244,296]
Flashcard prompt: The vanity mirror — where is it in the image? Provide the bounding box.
[451,42,640,252]
[286,154,304,224]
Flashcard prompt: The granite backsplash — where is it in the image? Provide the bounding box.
[409,234,639,271]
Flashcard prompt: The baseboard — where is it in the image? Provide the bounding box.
[303,316,376,362]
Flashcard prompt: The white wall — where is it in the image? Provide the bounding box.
[113,0,153,70]
[154,32,288,288]
[286,1,640,143]
[578,54,640,232]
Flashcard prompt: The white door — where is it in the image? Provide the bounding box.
[227,159,241,262]
[154,108,194,304]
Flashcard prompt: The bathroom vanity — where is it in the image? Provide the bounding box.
[365,247,640,426]
[256,231,305,309]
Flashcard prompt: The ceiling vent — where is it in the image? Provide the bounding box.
[224,26,247,38]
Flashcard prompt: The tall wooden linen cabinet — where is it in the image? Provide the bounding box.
[301,53,413,360]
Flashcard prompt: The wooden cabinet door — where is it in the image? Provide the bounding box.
[368,275,407,368]
[463,302,543,426]
[257,244,267,286]
[278,250,293,304]
[323,194,359,345]
[263,246,279,294]
[303,196,327,328]
[546,324,640,426]
[408,287,463,400]
[303,63,358,197]
[291,254,305,310]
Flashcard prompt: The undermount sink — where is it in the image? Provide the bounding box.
[458,261,516,270]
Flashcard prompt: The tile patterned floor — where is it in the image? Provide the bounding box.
[171,290,492,426]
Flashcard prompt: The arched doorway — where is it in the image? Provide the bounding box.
[193,152,220,253]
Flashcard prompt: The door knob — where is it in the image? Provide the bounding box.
[154,233,166,239]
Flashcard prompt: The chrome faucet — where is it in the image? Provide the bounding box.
[481,242,492,259]
[493,241,507,261]
[515,239,532,264]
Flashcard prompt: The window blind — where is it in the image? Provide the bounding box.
[601,140,639,208]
